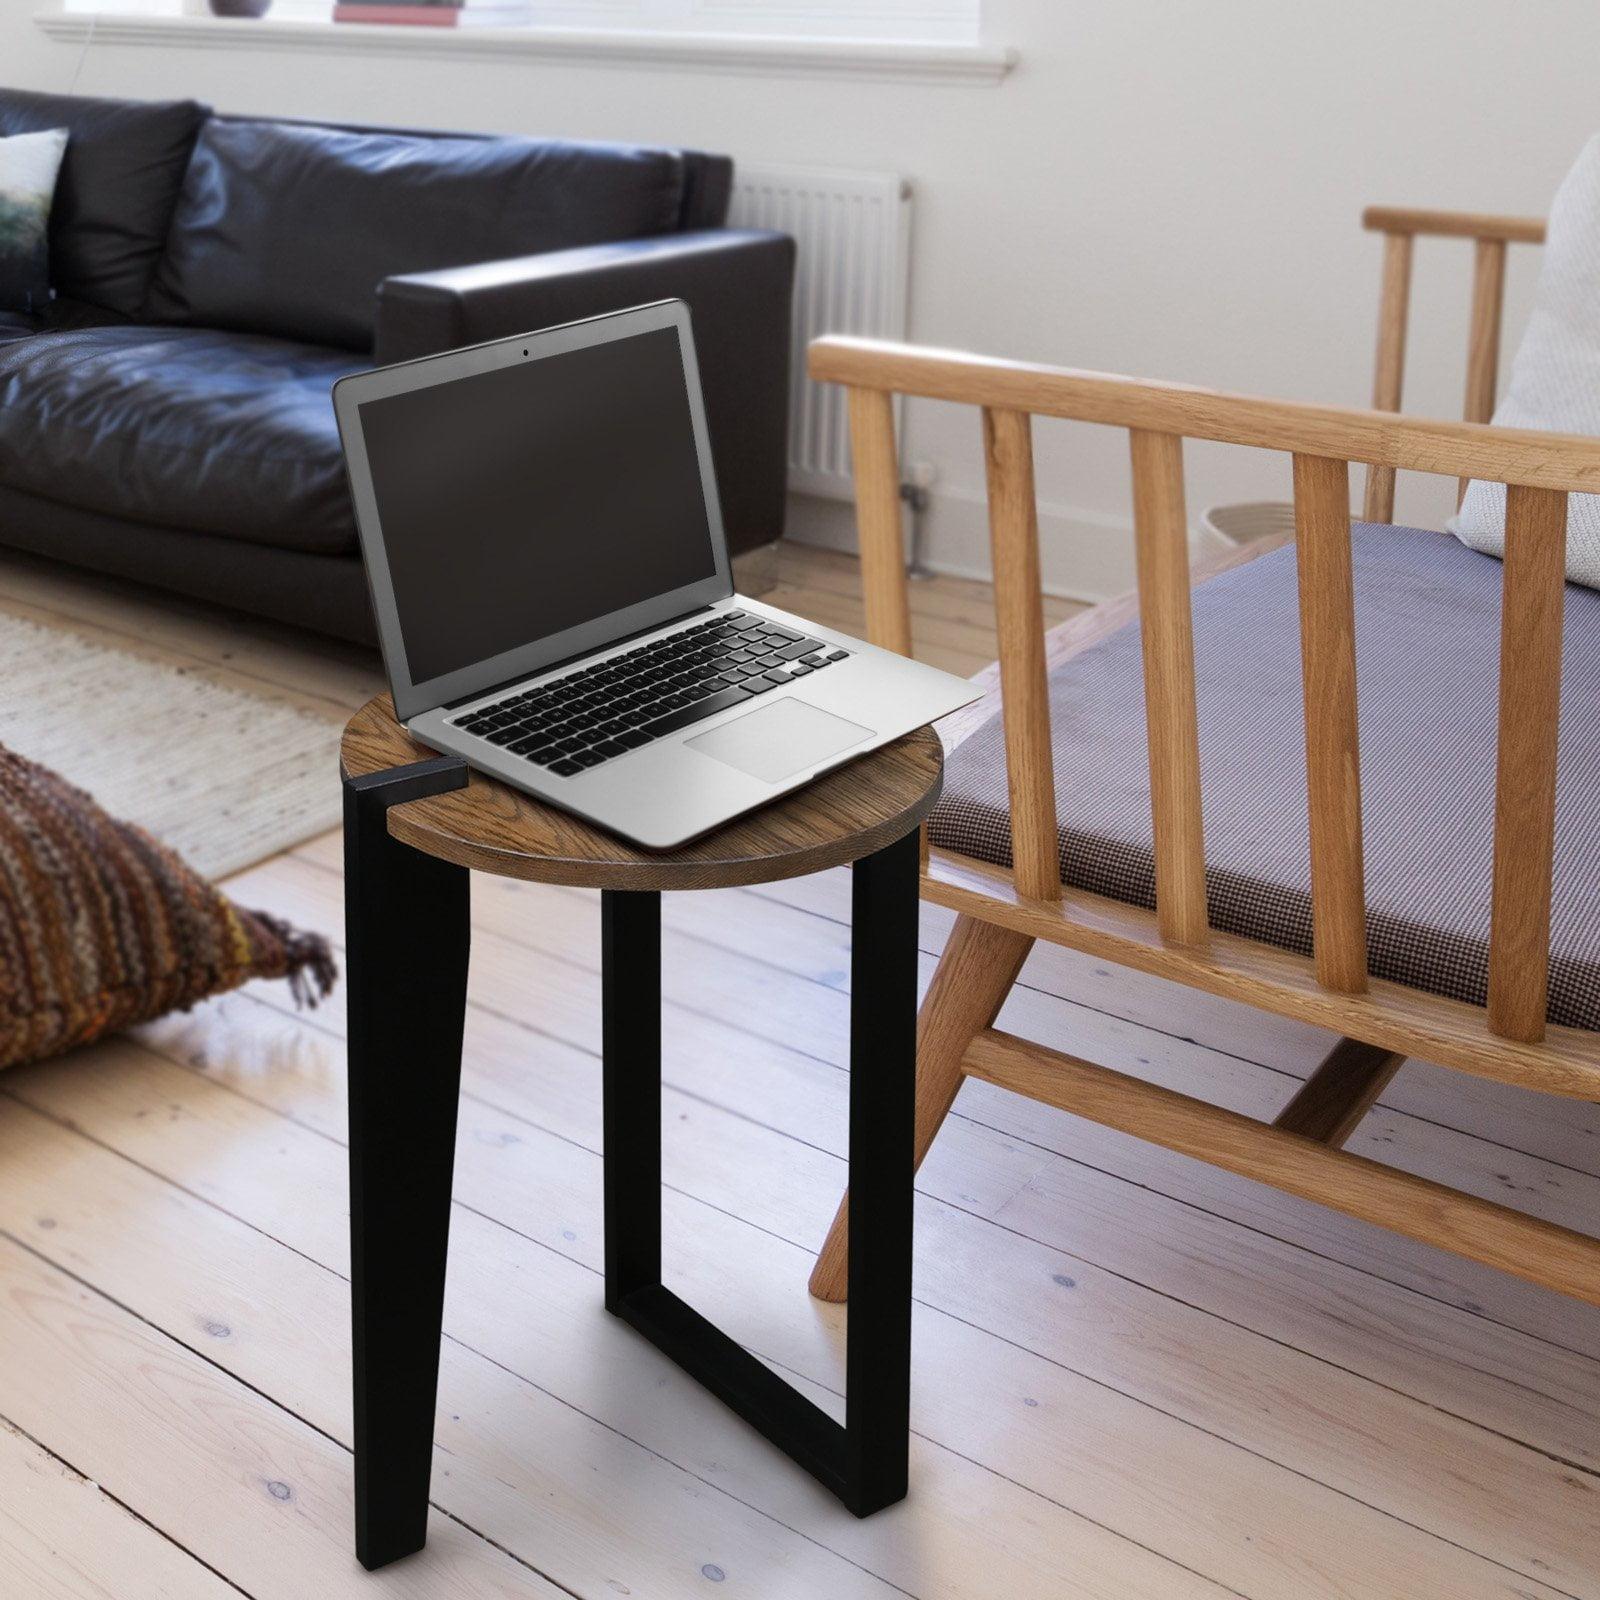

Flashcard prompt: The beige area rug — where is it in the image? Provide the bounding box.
[0,610,344,880]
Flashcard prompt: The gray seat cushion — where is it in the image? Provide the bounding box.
[0,324,363,554]
[930,524,1600,1031]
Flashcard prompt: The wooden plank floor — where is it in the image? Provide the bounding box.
[3,542,1599,1599]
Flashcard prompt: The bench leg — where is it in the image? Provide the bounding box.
[808,912,1034,1304]
[344,758,471,1571]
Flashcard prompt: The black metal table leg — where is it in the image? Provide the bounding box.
[603,889,663,1309]
[344,757,471,1571]
[841,825,920,1509]
[603,825,921,1516]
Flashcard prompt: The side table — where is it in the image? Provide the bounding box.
[340,695,943,1570]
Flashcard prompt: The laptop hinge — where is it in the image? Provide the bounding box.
[441,605,718,712]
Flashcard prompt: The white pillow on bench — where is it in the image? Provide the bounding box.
[1455,133,1600,588]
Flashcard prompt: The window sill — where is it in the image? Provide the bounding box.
[34,10,1017,84]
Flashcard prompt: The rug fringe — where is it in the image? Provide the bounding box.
[252,912,339,1009]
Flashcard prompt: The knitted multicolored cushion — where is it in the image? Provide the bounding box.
[0,742,334,1070]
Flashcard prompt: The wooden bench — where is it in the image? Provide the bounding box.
[806,205,1600,1311]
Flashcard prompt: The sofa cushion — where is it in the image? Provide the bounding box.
[0,88,208,317]
[148,118,687,350]
[0,296,125,348]
[0,325,363,555]
[930,525,1600,1032]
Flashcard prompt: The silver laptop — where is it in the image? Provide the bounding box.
[333,300,979,851]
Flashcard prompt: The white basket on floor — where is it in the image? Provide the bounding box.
[1199,501,1297,548]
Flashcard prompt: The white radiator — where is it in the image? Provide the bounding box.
[728,164,913,499]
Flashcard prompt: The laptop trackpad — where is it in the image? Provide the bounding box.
[686,698,874,784]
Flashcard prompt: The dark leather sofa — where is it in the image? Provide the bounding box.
[0,88,794,643]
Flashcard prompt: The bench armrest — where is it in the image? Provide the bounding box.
[375,229,797,553]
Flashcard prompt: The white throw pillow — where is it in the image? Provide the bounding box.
[1455,133,1600,588]
[0,127,68,318]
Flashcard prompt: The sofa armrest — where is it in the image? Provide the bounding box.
[375,229,796,554]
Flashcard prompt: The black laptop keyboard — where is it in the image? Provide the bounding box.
[449,611,851,778]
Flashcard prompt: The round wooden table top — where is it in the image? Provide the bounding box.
[341,695,944,891]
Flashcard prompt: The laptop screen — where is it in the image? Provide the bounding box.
[357,325,717,687]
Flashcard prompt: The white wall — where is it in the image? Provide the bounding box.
[8,1,1596,596]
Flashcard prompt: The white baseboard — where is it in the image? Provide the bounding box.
[784,487,1233,605]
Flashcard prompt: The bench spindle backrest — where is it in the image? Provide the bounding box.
[820,336,1589,1043]
[1128,429,1208,945]
[1490,484,1568,1040]
[982,407,1061,901]
[1359,207,1545,520]
[1292,454,1369,993]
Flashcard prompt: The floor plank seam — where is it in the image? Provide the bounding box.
[95,1001,1600,1586]
[726,881,1600,1180]
[11,549,1598,1598]
[423,1499,590,1600]
[1,1226,589,1600]
[1,1081,344,1282]
[0,1095,936,1599]
[290,841,1600,1204]
[224,949,1600,1420]
[905,1290,1593,1600]
[232,895,1600,1382]
[943,1097,1600,1367]
[401,861,1589,1220]
[0,1222,352,1453]
[434,1320,929,1600]
[0,1410,263,1600]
